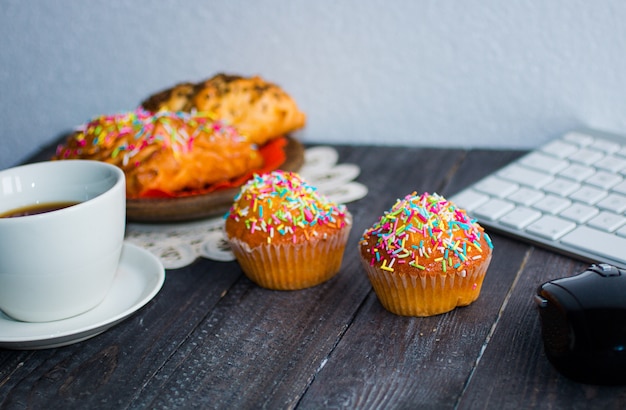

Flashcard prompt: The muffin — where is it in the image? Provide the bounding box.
[359,192,493,316]
[224,170,352,290]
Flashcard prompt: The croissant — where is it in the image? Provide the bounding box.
[141,73,306,146]
[54,109,263,198]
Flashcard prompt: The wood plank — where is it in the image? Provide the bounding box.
[297,149,532,408]
[0,259,243,409]
[442,148,526,196]
[457,248,626,409]
[7,145,622,409]
[113,146,474,408]
[129,256,371,408]
[298,235,531,408]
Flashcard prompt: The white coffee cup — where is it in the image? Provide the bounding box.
[0,160,126,322]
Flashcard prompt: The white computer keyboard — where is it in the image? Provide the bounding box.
[450,128,626,269]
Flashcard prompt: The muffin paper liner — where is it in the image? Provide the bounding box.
[228,215,352,290]
[361,253,492,317]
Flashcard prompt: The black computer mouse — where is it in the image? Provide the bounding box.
[535,263,626,385]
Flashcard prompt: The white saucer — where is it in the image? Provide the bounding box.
[0,242,165,350]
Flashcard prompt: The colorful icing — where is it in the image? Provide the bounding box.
[55,108,246,167]
[359,192,493,275]
[225,170,349,244]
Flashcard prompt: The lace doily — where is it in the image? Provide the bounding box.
[125,146,368,269]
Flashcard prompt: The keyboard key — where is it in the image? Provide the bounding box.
[569,185,608,205]
[563,132,594,146]
[450,189,489,211]
[561,226,626,264]
[526,215,576,240]
[532,194,571,215]
[616,225,626,238]
[519,152,569,174]
[497,164,553,189]
[498,207,542,229]
[590,138,621,154]
[472,198,515,221]
[505,187,544,206]
[540,140,579,158]
[587,211,626,232]
[585,171,623,190]
[616,146,626,158]
[596,193,626,213]
[595,155,626,173]
[567,148,605,165]
[542,178,580,196]
[611,180,626,195]
[558,164,595,182]
[559,203,599,223]
[473,176,519,198]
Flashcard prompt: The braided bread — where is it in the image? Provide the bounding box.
[141,74,306,145]
[54,109,263,198]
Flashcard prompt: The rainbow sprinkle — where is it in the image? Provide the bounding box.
[225,170,349,244]
[359,192,492,273]
[55,108,246,167]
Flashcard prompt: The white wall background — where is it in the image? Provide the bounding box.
[3,0,626,170]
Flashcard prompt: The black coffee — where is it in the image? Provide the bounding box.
[0,201,80,218]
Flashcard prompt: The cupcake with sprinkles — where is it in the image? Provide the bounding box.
[359,192,493,316]
[224,170,352,290]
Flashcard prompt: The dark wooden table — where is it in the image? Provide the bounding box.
[2,144,626,409]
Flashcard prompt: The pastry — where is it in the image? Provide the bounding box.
[54,109,263,199]
[141,73,306,146]
[224,170,352,290]
[359,192,493,316]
